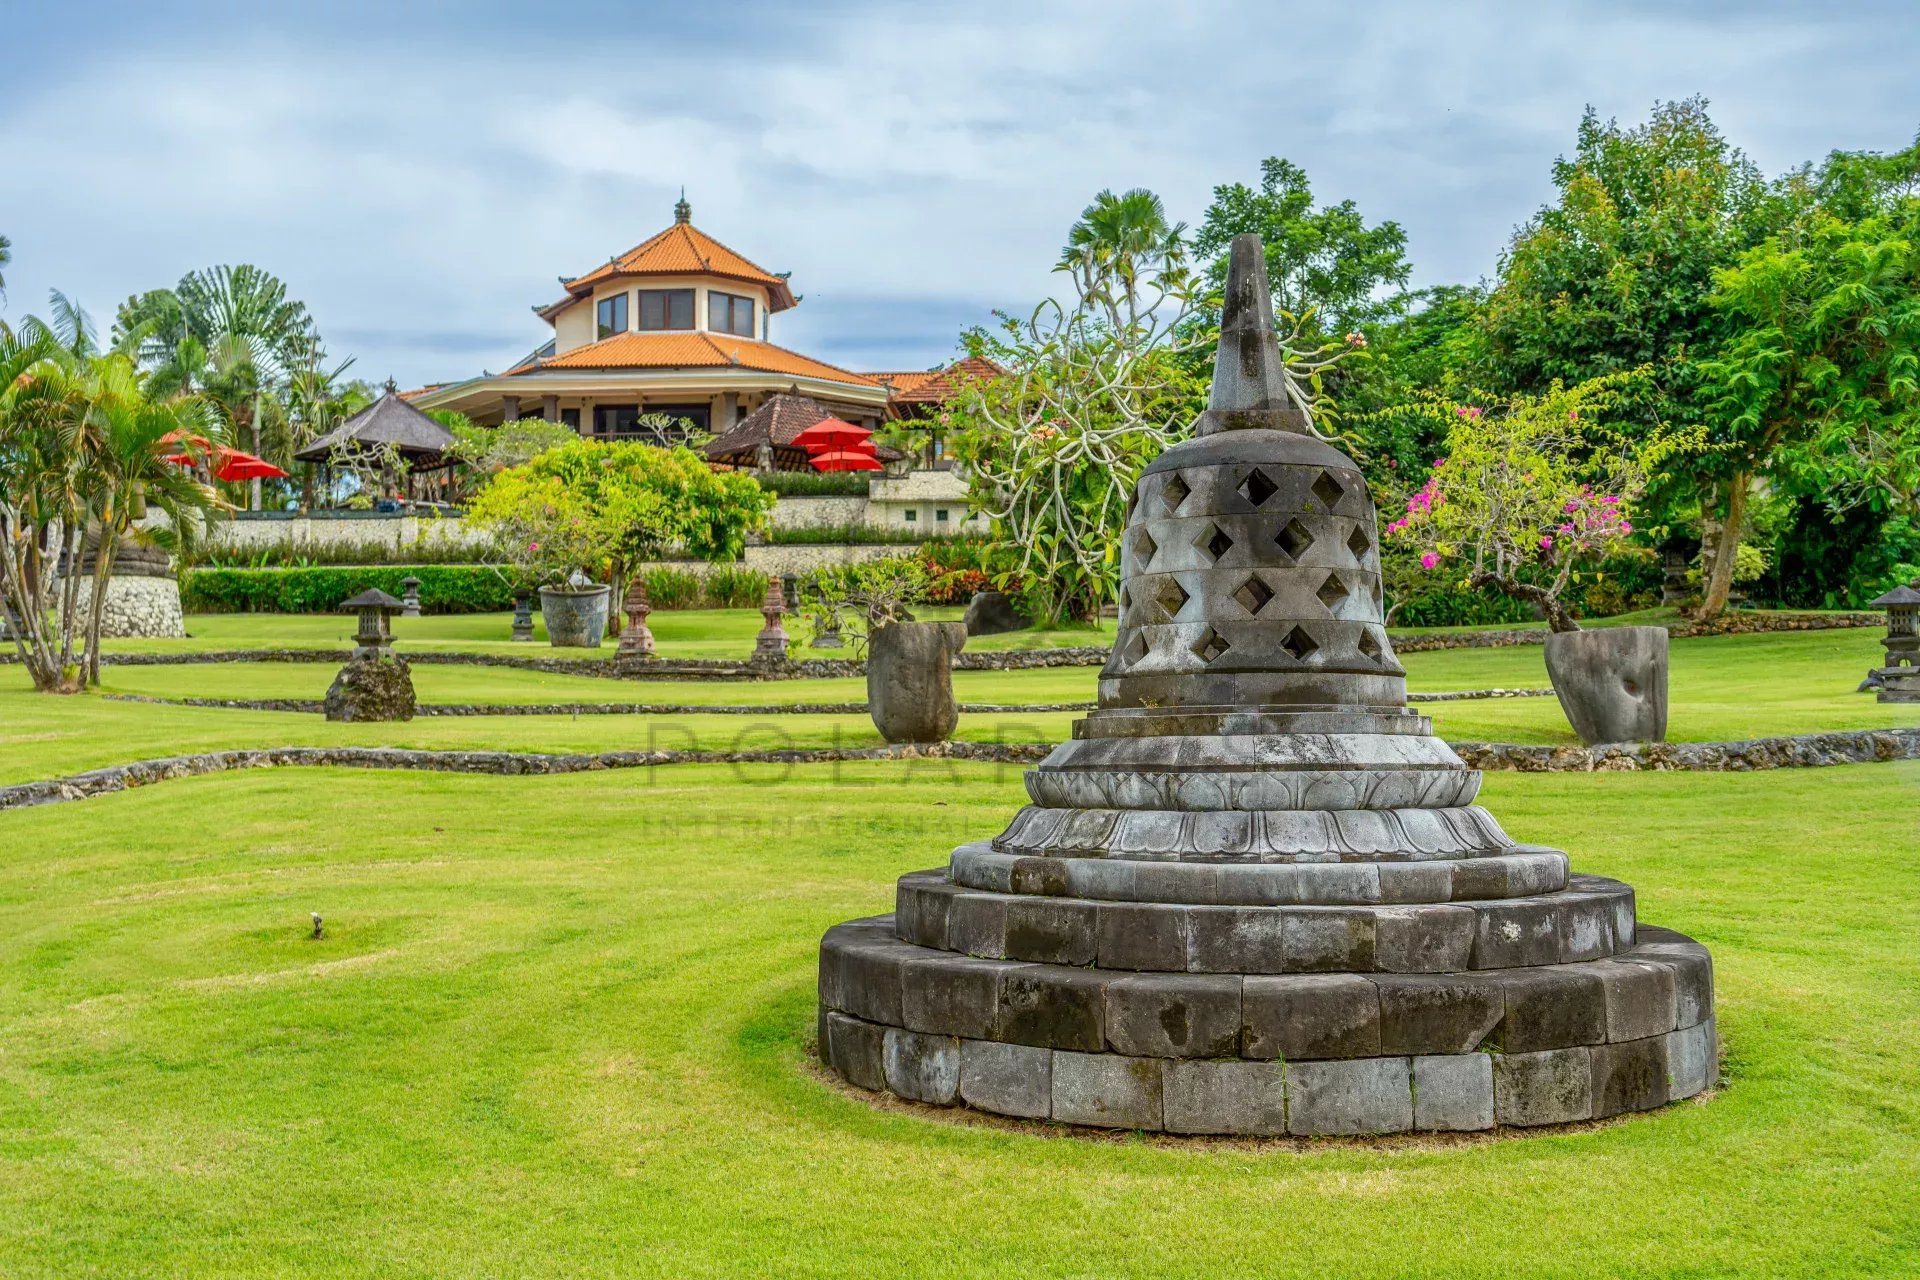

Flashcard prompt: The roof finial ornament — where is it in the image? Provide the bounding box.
[1200,232,1310,437]
[674,188,691,224]
[383,377,398,395]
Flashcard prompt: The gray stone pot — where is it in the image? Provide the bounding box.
[867,620,967,743]
[963,590,1032,637]
[1544,625,1669,745]
[538,585,611,649]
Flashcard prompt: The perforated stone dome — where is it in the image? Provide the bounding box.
[815,234,1715,1135]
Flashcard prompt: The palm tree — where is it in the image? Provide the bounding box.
[114,264,320,509]
[0,233,11,302]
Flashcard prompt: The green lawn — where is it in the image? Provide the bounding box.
[1,628,1901,788]
[0,761,1913,1277]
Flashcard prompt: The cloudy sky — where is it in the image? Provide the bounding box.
[3,1,1915,388]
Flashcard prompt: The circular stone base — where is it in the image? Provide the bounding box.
[818,916,1715,1134]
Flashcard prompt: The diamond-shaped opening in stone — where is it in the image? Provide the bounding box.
[1275,518,1314,562]
[1154,576,1190,621]
[1232,575,1274,616]
[1121,630,1148,667]
[1311,470,1344,510]
[1237,467,1278,508]
[1316,572,1350,612]
[1118,583,1131,612]
[1346,526,1370,559]
[1193,627,1231,664]
[1197,523,1235,563]
[1135,526,1158,567]
[1279,624,1319,662]
[1356,628,1384,664]
[1163,472,1190,513]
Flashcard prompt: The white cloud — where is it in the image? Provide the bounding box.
[0,0,1912,383]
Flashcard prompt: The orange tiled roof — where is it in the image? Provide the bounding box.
[871,356,1004,406]
[517,331,880,386]
[561,222,797,311]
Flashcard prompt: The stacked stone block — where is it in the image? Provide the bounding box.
[816,234,1716,1134]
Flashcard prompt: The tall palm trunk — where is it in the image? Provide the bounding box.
[250,390,263,511]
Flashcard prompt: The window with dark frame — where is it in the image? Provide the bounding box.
[637,288,695,331]
[596,293,628,338]
[709,290,756,337]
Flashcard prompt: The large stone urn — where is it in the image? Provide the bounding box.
[963,590,1031,637]
[1544,625,1669,745]
[815,235,1715,1135]
[866,620,966,743]
[538,584,611,648]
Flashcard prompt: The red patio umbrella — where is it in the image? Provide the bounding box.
[790,418,871,452]
[810,449,885,472]
[209,447,290,483]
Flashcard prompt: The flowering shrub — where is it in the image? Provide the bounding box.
[1382,373,1696,632]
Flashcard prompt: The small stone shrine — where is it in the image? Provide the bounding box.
[510,594,535,642]
[816,236,1716,1135]
[324,588,417,722]
[614,579,658,670]
[1865,583,1920,702]
[400,575,423,617]
[749,578,792,670]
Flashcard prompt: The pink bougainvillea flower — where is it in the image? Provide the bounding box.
[1619,521,1632,533]
[1540,536,1554,550]
[1419,552,1440,570]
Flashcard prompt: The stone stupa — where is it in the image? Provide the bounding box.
[816,236,1716,1135]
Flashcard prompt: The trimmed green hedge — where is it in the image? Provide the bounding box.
[181,565,519,614]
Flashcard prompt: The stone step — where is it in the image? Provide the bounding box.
[950,841,1570,906]
[995,803,1514,861]
[821,917,1710,1064]
[896,871,1635,973]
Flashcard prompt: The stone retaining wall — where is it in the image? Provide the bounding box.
[1454,728,1920,771]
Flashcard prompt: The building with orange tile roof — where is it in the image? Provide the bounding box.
[413,197,891,441]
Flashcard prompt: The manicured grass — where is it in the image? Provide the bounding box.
[1,628,1899,787]
[0,761,1913,1277]
[99,608,1119,659]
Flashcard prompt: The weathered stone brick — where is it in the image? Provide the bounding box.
[946,893,1011,958]
[1413,1053,1494,1131]
[1185,906,1287,973]
[1373,905,1475,972]
[1596,957,1679,1042]
[1495,965,1606,1053]
[1591,1035,1671,1116]
[1164,1059,1288,1136]
[1493,1046,1593,1126]
[1105,973,1242,1058]
[1286,1057,1413,1135]
[825,1011,886,1091]
[1242,973,1381,1059]
[1051,1051,1163,1129]
[882,1027,960,1104]
[1374,973,1503,1054]
[1283,908,1376,971]
[958,1039,1051,1119]
[1664,1017,1716,1100]
[1096,901,1191,971]
[899,951,1007,1039]
[997,965,1106,1051]
[1003,896,1098,966]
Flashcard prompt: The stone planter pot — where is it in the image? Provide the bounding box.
[1544,625,1669,745]
[867,620,967,743]
[538,585,611,649]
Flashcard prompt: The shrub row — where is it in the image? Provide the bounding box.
[755,471,871,497]
[182,565,519,614]
[187,530,502,568]
[768,523,940,546]
[638,566,768,610]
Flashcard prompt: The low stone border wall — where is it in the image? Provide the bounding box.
[1412,688,1553,702]
[2,726,1914,814]
[100,694,1098,716]
[0,742,1054,812]
[1455,727,1920,772]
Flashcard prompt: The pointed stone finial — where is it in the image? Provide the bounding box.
[1199,233,1309,436]
[674,189,691,224]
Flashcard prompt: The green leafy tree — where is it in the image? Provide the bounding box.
[465,439,772,617]
[1696,202,1920,613]
[1194,158,1412,336]
[1380,373,1697,632]
[0,233,10,302]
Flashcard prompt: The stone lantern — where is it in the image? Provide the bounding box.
[615,579,658,669]
[327,588,416,721]
[750,578,791,668]
[510,593,535,642]
[814,235,1716,1135]
[400,575,423,617]
[1866,583,1920,703]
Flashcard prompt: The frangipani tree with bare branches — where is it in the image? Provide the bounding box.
[950,187,1359,625]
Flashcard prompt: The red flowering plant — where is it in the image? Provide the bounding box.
[1382,373,1697,632]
